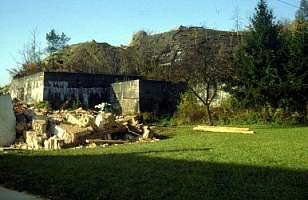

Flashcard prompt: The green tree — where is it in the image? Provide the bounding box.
[228,0,284,108]
[174,43,230,125]
[282,0,308,115]
[46,29,70,70]
[296,0,308,20]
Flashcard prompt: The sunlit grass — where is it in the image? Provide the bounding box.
[0,126,307,200]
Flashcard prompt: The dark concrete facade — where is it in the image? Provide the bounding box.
[10,72,183,115]
[110,79,184,115]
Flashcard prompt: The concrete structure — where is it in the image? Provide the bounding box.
[0,95,16,146]
[111,79,183,115]
[10,72,183,115]
[10,72,140,108]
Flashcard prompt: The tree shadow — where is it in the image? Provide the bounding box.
[0,150,307,200]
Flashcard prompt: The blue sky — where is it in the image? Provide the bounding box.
[0,0,300,86]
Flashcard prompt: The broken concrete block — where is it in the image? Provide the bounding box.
[32,119,47,134]
[25,131,47,150]
[65,113,94,128]
[52,124,93,145]
[95,112,117,130]
[0,95,16,147]
[44,136,64,150]
[142,126,151,139]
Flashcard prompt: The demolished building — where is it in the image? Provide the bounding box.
[10,72,184,115]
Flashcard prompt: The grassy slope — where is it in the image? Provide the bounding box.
[0,126,307,200]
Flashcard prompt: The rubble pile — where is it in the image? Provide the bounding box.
[10,99,159,150]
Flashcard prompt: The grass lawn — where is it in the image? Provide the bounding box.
[0,126,307,200]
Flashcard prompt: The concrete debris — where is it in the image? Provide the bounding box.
[0,95,16,147]
[65,112,94,128]
[94,102,112,112]
[8,100,160,150]
[95,112,117,130]
[52,124,93,145]
[44,136,64,150]
[32,119,47,134]
[25,131,48,150]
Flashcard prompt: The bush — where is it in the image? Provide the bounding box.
[175,91,207,124]
[68,99,83,110]
[140,112,155,123]
[0,84,10,95]
[174,91,303,126]
[213,106,303,126]
[35,101,50,110]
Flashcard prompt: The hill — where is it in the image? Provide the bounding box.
[45,26,240,80]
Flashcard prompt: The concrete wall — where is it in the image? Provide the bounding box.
[10,72,44,104]
[111,80,140,115]
[139,80,184,115]
[111,80,184,115]
[43,72,140,108]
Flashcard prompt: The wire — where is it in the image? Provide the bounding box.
[275,0,301,9]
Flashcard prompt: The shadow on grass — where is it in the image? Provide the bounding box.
[0,150,307,200]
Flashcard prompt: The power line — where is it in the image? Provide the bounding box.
[275,0,300,9]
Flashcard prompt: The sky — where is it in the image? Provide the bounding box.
[0,0,301,86]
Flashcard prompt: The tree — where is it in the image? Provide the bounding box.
[8,29,43,77]
[174,43,231,125]
[46,29,70,69]
[296,0,308,20]
[282,0,308,114]
[228,0,284,108]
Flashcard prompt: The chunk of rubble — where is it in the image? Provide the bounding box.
[52,124,93,145]
[32,119,47,134]
[65,113,94,128]
[25,131,47,150]
[44,136,64,150]
[95,112,117,130]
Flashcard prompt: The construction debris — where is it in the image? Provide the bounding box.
[44,136,64,150]
[51,124,93,145]
[193,125,254,134]
[0,95,16,146]
[8,99,160,150]
[25,131,48,150]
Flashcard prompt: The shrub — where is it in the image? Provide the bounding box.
[175,91,207,124]
[213,106,303,126]
[140,112,155,123]
[35,101,50,110]
[67,99,83,110]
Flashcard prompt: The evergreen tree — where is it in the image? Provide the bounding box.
[228,0,284,108]
[283,0,308,113]
[46,29,70,70]
[296,0,308,21]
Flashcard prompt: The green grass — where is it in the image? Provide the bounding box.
[0,126,307,200]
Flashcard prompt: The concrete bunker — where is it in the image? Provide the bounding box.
[10,72,184,115]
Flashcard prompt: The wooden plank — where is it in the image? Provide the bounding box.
[193,125,254,134]
[85,139,127,144]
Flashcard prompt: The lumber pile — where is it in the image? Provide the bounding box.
[193,125,254,134]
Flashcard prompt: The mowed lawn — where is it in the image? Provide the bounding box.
[0,126,307,200]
